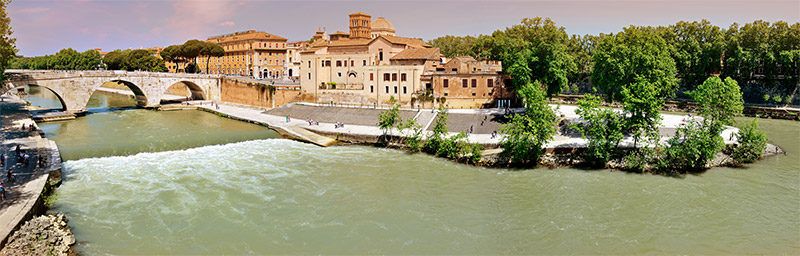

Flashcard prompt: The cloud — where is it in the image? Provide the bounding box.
[166,0,242,40]
[10,7,49,14]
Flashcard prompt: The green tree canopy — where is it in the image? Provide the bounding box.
[472,17,577,97]
[500,81,557,164]
[428,35,476,58]
[690,76,743,128]
[592,25,679,102]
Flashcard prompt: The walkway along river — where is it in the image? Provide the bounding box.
[20,88,800,254]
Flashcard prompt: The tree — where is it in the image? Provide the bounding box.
[377,96,401,135]
[424,104,450,154]
[572,91,626,166]
[500,81,557,164]
[428,35,476,58]
[731,119,768,164]
[103,50,126,70]
[689,76,743,129]
[200,42,224,74]
[180,39,205,73]
[593,26,678,149]
[592,25,679,102]
[0,0,15,89]
[471,17,577,97]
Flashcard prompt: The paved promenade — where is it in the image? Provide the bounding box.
[0,95,61,248]
[196,102,741,149]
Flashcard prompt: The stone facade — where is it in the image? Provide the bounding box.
[4,70,222,113]
[220,78,301,108]
[424,57,512,109]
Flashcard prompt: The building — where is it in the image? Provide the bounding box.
[285,41,310,80]
[423,56,512,109]
[299,12,439,107]
[298,12,510,109]
[197,30,288,79]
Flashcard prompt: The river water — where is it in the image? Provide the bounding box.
[27,88,800,254]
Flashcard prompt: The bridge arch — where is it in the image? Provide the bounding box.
[16,84,67,111]
[107,80,149,107]
[163,81,206,100]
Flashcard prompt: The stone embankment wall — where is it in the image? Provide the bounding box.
[549,95,800,121]
[221,78,301,108]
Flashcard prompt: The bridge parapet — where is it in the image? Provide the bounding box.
[2,70,222,113]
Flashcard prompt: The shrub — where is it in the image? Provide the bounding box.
[572,92,626,167]
[731,119,768,164]
[661,120,723,170]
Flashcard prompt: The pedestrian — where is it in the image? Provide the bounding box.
[0,154,4,168]
[470,125,473,134]
[0,182,5,200]
[21,123,25,130]
[7,168,13,184]
[15,145,20,157]
[481,120,484,126]
[286,115,290,123]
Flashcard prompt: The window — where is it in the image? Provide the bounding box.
[487,79,494,88]
[379,51,383,61]
[363,60,367,66]
[444,92,448,96]
[471,79,477,88]
[370,85,374,93]
[403,86,407,94]
[401,73,407,81]
[384,73,390,81]
[344,61,348,67]
[338,72,342,77]
[321,61,325,67]
[462,79,468,88]
[308,73,311,79]
[351,60,354,66]
[394,86,398,94]
[452,68,457,72]
[336,60,342,67]
[472,93,476,96]
[392,73,397,81]
[370,73,374,81]
[385,86,389,93]
[443,79,449,88]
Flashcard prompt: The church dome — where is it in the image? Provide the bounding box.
[372,17,395,33]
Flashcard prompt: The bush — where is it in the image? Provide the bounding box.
[661,120,723,170]
[731,119,768,164]
[573,93,626,167]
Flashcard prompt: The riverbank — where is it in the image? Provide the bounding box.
[192,102,782,171]
[0,95,71,254]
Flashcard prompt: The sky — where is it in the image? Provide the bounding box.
[8,0,800,57]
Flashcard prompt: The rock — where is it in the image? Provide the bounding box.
[0,214,77,256]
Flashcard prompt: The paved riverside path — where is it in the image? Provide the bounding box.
[0,95,61,248]
[195,102,742,150]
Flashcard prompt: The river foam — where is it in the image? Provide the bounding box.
[53,130,800,255]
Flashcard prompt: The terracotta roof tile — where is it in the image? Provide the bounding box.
[381,35,431,48]
[390,48,441,60]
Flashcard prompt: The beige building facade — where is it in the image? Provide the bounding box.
[198,30,288,79]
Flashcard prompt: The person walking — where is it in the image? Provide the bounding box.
[0,182,5,201]
[7,168,13,184]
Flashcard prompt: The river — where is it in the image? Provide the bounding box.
[25,87,800,254]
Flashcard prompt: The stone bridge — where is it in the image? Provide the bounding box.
[2,70,222,113]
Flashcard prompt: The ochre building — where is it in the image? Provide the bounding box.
[198,30,288,79]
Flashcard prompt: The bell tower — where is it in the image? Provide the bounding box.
[348,12,372,40]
